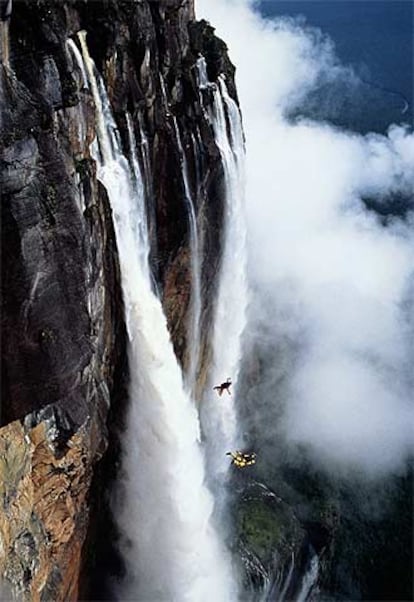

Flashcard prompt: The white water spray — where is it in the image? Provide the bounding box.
[77,35,236,601]
[172,117,202,395]
[0,0,11,70]
[137,112,153,199]
[126,112,150,265]
[66,38,90,146]
[67,38,89,90]
[279,552,295,602]
[78,33,114,165]
[198,59,249,478]
[297,552,319,602]
[196,56,210,90]
[135,111,160,282]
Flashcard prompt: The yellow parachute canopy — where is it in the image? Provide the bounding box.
[227,451,256,468]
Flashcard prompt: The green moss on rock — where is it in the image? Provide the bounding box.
[234,482,306,576]
[238,500,283,562]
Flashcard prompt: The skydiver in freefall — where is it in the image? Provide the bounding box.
[213,377,232,396]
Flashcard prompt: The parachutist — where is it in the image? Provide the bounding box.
[213,377,232,396]
[226,451,256,468]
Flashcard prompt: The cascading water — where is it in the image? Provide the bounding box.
[76,34,236,601]
[196,56,207,86]
[67,38,88,89]
[263,552,295,602]
[66,38,90,146]
[0,1,11,69]
[172,117,202,395]
[278,552,296,602]
[125,112,150,260]
[137,112,154,214]
[132,111,160,290]
[198,57,249,479]
[296,550,319,602]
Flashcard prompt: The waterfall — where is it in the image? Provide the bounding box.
[78,32,114,164]
[137,112,154,205]
[67,38,89,89]
[198,57,249,479]
[66,38,90,146]
[0,0,11,69]
[1,22,9,67]
[278,552,295,602]
[172,117,202,395]
[296,551,319,602]
[135,111,160,286]
[196,57,209,89]
[263,552,296,602]
[125,112,150,267]
[191,130,203,197]
[77,35,235,601]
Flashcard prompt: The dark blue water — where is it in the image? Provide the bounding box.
[259,0,413,132]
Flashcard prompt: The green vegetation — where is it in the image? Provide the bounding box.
[235,490,304,568]
[237,500,281,562]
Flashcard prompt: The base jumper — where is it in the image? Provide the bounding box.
[226,451,257,468]
[213,377,232,396]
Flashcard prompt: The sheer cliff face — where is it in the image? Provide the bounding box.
[0,1,236,599]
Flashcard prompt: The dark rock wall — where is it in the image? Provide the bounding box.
[0,0,237,599]
[2,0,124,430]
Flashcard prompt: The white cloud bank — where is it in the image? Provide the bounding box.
[197,0,414,476]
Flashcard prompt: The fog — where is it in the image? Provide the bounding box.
[198,0,414,477]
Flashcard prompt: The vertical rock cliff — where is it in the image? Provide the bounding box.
[0,1,238,598]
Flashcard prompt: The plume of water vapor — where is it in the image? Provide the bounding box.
[198,0,414,477]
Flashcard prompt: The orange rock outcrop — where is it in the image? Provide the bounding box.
[0,418,92,601]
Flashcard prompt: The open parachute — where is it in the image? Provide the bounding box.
[226,451,256,468]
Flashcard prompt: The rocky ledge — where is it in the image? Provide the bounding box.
[0,411,93,601]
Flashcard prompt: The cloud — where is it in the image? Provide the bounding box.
[198,0,414,476]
